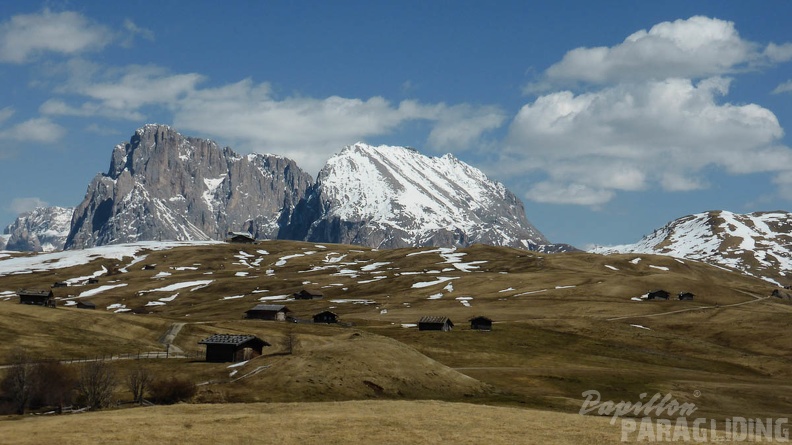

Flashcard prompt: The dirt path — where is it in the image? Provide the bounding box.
[158,322,186,355]
[607,292,770,322]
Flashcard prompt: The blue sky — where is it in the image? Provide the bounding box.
[1,1,791,249]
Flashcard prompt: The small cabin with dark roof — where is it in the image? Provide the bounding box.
[313,310,339,324]
[226,232,255,244]
[18,289,55,307]
[294,288,324,300]
[418,316,454,331]
[245,304,292,321]
[678,292,695,301]
[469,316,493,331]
[52,281,68,288]
[198,334,271,363]
[647,289,670,300]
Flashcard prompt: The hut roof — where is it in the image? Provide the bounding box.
[198,334,269,347]
[247,304,291,312]
[314,310,338,317]
[469,316,492,322]
[18,289,52,297]
[419,316,453,325]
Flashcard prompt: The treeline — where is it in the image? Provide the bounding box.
[0,349,196,415]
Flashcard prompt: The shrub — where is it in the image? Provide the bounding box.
[149,376,196,404]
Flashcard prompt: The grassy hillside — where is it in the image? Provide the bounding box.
[0,240,789,426]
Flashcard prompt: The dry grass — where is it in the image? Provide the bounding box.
[1,240,790,433]
[0,400,759,445]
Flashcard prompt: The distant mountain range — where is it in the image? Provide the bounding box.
[3,124,568,252]
[590,210,792,285]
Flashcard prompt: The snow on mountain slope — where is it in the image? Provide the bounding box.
[591,210,792,284]
[3,206,74,252]
[290,143,555,250]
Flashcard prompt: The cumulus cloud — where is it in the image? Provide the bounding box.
[505,78,791,206]
[539,16,782,86]
[9,197,48,214]
[773,80,792,94]
[0,9,113,63]
[0,117,66,143]
[511,15,792,206]
[172,79,505,173]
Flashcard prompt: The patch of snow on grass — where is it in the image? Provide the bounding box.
[499,287,514,293]
[222,295,245,300]
[401,323,417,328]
[555,285,576,289]
[605,265,618,271]
[427,293,443,300]
[153,271,172,278]
[275,253,304,266]
[174,266,198,271]
[411,276,459,289]
[258,295,291,301]
[228,360,248,368]
[514,289,547,296]
[235,272,249,277]
[630,324,651,330]
[78,283,127,298]
[329,299,376,304]
[361,262,391,272]
[443,282,454,293]
[159,294,178,302]
[143,280,213,293]
[358,276,387,284]
[630,258,642,264]
[649,265,669,271]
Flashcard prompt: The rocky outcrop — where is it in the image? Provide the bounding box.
[3,206,73,252]
[65,124,312,249]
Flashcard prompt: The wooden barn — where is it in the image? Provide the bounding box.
[245,304,292,321]
[647,289,670,300]
[418,316,454,331]
[469,316,493,331]
[52,281,68,288]
[198,334,270,363]
[18,289,55,307]
[294,288,324,300]
[678,292,695,301]
[313,310,339,324]
[226,232,255,244]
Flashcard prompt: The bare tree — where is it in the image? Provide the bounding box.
[0,350,34,414]
[126,364,153,405]
[77,361,117,410]
[281,330,299,355]
[32,360,76,413]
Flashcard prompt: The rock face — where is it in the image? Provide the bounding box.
[65,124,313,249]
[281,142,554,250]
[43,125,561,252]
[3,206,73,252]
[590,210,792,284]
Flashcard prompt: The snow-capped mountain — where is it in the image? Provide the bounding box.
[591,210,792,284]
[3,206,74,252]
[65,124,312,249]
[281,142,557,250]
[9,125,560,252]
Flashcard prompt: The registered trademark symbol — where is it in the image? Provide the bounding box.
[693,390,701,397]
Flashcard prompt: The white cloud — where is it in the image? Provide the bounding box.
[505,78,791,205]
[9,197,48,214]
[0,117,66,143]
[773,80,792,94]
[541,16,783,86]
[0,9,113,63]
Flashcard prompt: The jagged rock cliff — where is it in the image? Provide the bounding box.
[65,124,312,249]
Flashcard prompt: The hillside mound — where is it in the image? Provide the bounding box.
[204,330,491,402]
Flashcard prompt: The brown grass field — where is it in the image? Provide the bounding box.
[1,240,791,442]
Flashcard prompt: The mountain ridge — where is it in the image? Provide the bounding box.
[3,124,564,253]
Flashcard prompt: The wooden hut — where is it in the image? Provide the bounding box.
[646,289,670,300]
[313,310,339,324]
[418,316,454,331]
[678,292,695,301]
[245,304,292,321]
[18,289,55,307]
[294,288,324,300]
[52,281,68,288]
[469,316,493,331]
[226,232,255,244]
[198,334,270,363]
